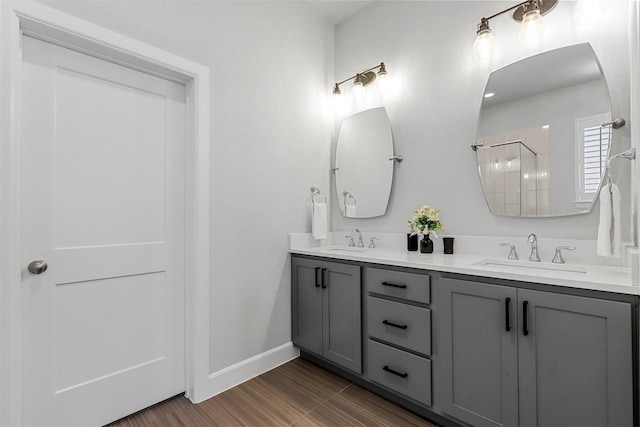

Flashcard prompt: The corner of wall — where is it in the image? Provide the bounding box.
[194,342,299,403]
[630,0,639,248]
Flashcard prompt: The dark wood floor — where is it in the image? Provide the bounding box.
[109,358,436,426]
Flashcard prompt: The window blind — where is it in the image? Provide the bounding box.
[583,125,610,194]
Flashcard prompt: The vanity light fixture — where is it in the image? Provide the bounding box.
[332,62,387,96]
[473,0,558,60]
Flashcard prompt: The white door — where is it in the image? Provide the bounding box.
[20,36,186,427]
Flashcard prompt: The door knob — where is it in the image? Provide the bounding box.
[27,260,48,275]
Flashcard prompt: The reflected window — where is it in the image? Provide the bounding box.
[575,114,611,203]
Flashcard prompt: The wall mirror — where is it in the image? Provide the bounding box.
[335,107,394,218]
[475,43,613,217]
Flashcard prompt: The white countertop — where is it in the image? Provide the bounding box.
[290,244,637,296]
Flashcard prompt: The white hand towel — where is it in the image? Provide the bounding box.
[597,183,621,257]
[611,183,621,257]
[597,184,612,256]
[312,201,327,240]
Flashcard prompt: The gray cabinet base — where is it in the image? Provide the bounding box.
[299,350,462,427]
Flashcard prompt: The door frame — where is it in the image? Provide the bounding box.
[0,2,211,425]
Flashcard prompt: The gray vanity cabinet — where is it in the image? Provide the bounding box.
[517,288,633,427]
[440,277,633,427]
[365,268,433,407]
[440,278,519,427]
[291,256,362,373]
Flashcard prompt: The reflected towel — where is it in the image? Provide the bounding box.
[312,200,327,240]
[345,204,357,218]
[597,183,621,258]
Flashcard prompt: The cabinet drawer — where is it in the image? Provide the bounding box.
[367,339,432,406]
[366,268,430,304]
[367,296,431,355]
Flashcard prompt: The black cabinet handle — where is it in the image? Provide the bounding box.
[505,297,511,332]
[381,281,407,289]
[383,365,408,378]
[522,300,529,336]
[321,268,327,288]
[382,320,408,330]
[314,267,321,287]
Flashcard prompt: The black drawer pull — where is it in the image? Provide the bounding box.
[314,267,321,288]
[522,300,529,336]
[505,297,511,332]
[383,365,408,378]
[381,281,407,289]
[321,268,327,289]
[382,320,408,330]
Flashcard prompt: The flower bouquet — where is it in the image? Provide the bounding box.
[408,204,443,253]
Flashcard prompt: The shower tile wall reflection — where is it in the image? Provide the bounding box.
[478,128,550,216]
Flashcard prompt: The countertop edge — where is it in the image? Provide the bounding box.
[290,248,638,296]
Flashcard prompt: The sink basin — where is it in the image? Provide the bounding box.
[474,259,587,274]
[319,246,370,253]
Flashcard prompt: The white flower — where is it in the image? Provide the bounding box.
[407,203,444,235]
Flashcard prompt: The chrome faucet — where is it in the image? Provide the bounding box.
[499,242,519,260]
[552,246,576,264]
[527,234,541,262]
[351,228,365,248]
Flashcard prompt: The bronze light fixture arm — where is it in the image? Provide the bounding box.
[357,62,387,76]
[483,0,531,22]
[478,0,557,29]
[335,74,359,87]
[333,62,387,95]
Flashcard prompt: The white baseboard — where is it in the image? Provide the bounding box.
[193,342,299,403]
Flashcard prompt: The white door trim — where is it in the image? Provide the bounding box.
[0,2,211,425]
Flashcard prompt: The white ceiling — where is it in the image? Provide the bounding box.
[303,1,373,25]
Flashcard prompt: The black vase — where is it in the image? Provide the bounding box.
[443,237,455,254]
[420,234,433,254]
[407,233,418,251]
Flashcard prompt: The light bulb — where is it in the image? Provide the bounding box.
[473,29,496,60]
[352,78,364,101]
[519,9,545,43]
[376,73,388,95]
[377,62,388,80]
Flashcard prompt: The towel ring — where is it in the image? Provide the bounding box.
[311,186,325,204]
[604,148,636,184]
[602,148,635,193]
[343,191,356,206]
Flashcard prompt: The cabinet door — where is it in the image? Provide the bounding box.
[323,261,362,373]
[518,289,633,427]
[439,278,519,427]
[291,257,323,355]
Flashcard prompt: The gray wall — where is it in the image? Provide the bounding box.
[332,0,633,241]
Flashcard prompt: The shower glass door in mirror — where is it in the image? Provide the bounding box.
[476,43,613,217]
[335,107,394,218]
